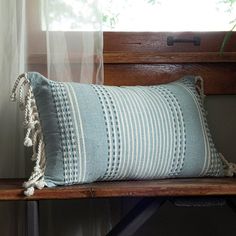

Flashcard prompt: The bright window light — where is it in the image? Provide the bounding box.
[42,0,236,31]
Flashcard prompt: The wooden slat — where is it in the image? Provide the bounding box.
[29,52,236,65]
[28,55,236,95]
[0,179,91,200]
[104,63,236,95]
[104,52,236,64]
[91,178,236,198]
[28,60,236,95]
[0,178,236,201]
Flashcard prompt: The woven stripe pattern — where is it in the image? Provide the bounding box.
[28,73,224,186]
[50,81,78,184]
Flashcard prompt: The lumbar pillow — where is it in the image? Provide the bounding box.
[11,72,235,196]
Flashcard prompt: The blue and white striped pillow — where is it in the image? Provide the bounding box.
[11,72,227,195]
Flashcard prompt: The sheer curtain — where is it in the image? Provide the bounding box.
[41,0,104,84]
[0,1,26,235]
[0,0,115,235]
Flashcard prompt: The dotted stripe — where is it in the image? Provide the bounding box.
[103,87,121,179]
[50,82,78,184]
[93,86,111,179]
[92,85,121,180]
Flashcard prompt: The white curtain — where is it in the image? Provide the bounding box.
[0,1,26,235]
[0,0,115,235]
[41,0,104,84]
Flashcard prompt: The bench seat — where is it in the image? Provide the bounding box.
[1,177,236,201]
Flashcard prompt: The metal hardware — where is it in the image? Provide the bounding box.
[167,36,201,46]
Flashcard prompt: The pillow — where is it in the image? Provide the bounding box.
[11,72,232,196]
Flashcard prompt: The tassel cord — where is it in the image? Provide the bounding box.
[195,76,206,104]
[219,153,236,177]
[11,73,46,196]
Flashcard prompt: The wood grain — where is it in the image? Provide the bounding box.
[29,52,236,64]
[0,178,236,200]
[28,58,236,95]
[104,52,236,64]
[104,63,236,95]
[104,32,236,53]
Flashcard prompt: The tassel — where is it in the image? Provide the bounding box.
[10,73,26,102]
[219,153,236,177]
[24,187,35,197]
[35,178,45,190]
[24,137,33,147]
[11,73,46,196]
[195,76,206,103]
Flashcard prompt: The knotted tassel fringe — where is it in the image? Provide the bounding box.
[195,76,206,103]
[195,76,236,177]
[11,73,46,196]
[220,153,236,177]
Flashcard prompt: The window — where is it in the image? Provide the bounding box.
[27,0,236,80]
[42,0,236,31]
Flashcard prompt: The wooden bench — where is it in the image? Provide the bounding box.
[2,32,236,236]
[1,178,236,236]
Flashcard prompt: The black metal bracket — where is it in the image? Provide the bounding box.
[106,198,165,236]
[167,36,201,46]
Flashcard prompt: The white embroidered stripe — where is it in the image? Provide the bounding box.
[153,87,176,177]
[104,86,183,179]
[107,89,130,179]
[138,88,161,178]
[130,87,156,178]
[129,87,148,179]
[116,88,136,179]
[149,87,174,177]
